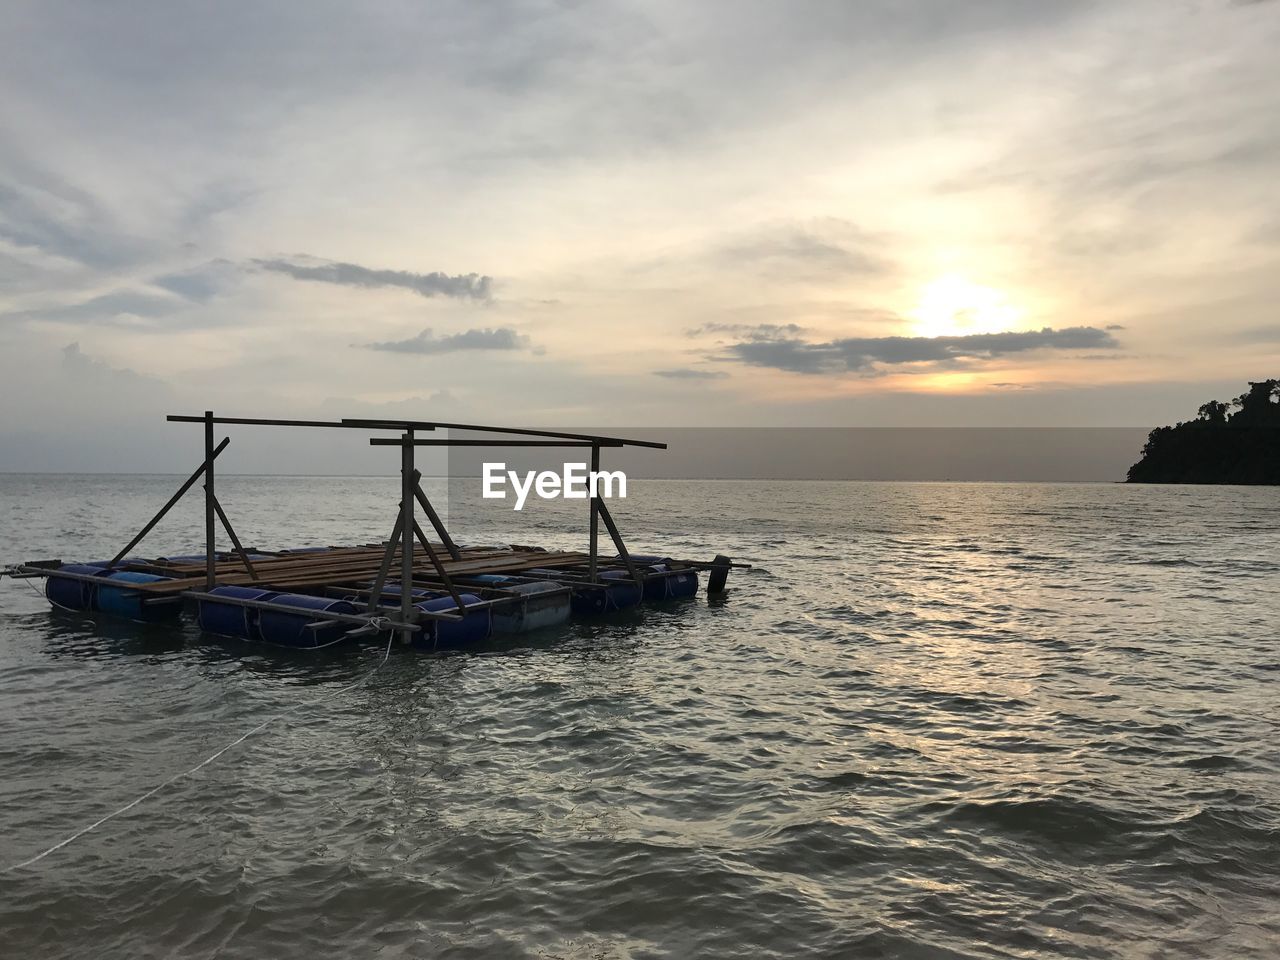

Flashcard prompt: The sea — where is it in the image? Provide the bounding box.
[0,475,1277,959]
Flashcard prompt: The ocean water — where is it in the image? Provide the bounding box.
[0,475,1278,959]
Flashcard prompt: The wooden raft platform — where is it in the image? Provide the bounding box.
[3,412,745,649]
[117,544,596,594]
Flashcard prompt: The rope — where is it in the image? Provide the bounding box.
[2,631,396,873]
[16,575,50,602]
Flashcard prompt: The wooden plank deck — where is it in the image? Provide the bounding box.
[124,545,596,594]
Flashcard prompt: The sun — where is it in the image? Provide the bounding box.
[910,273,1022,338]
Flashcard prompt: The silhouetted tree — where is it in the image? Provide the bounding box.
[1197,400,1230,424]
[1231,379,1280,425]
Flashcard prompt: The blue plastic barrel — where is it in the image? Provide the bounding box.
[636,564,700,601]
[258,594,359,648]
[492,581,571,634]
[640,563,669,601]
[643,567,699,602]
[667,569,699,600]
[44,564,108,611]
[95,571,179,622]
[414,593,490,649]
[571,571,643,616]
[197,585,280,639]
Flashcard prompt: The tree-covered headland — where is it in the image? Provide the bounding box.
[1127,379,1280,484]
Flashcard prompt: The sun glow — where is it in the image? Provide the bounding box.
[910,273,1023,338]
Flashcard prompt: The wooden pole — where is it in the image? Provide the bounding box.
[204,411,216,590]
[400,431,415,645]
[588,442,600,582]
[183,591,427,630]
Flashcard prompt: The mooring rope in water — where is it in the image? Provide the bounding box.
[1,629,397,874]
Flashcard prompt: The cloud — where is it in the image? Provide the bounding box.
[726,326,1120,374]
[709,219,891,279]
[653,368,729,380]
[0,180,146,273]
[255,257,492,301]
[4,261,238,327]
[3,0,1276,453]
[688,321,807,340]
[362,326,529,354]
[9,290,177,327]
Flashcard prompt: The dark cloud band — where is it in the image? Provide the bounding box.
[728,326,1119,374]
[256,257,492,301]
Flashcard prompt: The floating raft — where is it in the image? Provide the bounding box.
[16,544,720,650]
[5,410,744,652]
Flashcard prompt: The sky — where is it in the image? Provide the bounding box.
[1,0,1278,473]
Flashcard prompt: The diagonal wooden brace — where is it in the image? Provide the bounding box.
[595,497,643,587]
[366,511,404,613]
[206,490,257,580]
[111,437,230,566]
[410,516,467,612]
[411,470,462,561]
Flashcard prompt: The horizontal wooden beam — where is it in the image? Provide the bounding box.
[344,418,666,449]
[183,591,439,626]
[167,415,433,431]
[369,438,621,447]
[165,414,664,449]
